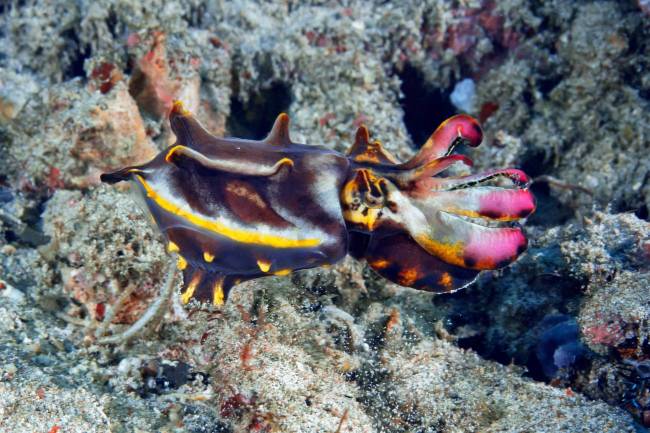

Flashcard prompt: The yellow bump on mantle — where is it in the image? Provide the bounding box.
[167,241,180,253]
[213,278,225,306]
[203,252,215,263]
[257,259,271,273]
[181,271,201,304]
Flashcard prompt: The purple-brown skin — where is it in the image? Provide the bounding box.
[102,101,535,305]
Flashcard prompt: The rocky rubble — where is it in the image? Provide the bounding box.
[0,1,648,432]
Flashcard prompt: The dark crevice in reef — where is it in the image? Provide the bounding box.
[61,28,89,81]
[620,5,650,102]
[3,194,51,247]
[0,1,18,17]
[227,81,292,141]
[614,196,650,222]
[519,147,550,178]
[536,73,563,97]
[435,271,585,382]
[520,148,573,227]
[527,182,574,227]
[105,10,120,40]
[183,3,208,28]
[635,203,648,221]
[397,63,457,148]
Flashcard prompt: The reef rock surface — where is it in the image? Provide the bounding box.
[1,1,648,432]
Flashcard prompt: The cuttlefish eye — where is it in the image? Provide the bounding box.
[364,189,384,208]
[340,168,390,232]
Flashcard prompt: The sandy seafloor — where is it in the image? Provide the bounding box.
[0,1,649,432]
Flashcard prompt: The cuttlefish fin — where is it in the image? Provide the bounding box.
[264,113,292,146]
[180,266,245,306]
[362,232,479,293]
[164,145,294,177]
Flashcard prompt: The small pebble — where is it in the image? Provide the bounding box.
[1,244,16,255]
[2,363,17,380]
[450,78,476,113]
[32,355,56,367]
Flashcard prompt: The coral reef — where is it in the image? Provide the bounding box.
[0,0,648,432]
[39,188,168,323]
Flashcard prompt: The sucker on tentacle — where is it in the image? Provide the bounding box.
[101,101,535,304]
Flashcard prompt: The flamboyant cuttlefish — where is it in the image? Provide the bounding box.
[102,101,535,306]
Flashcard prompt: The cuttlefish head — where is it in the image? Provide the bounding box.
[341,114,535,292]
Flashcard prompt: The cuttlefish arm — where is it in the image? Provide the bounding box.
[400,114,483,169]
[341,114,535,292]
